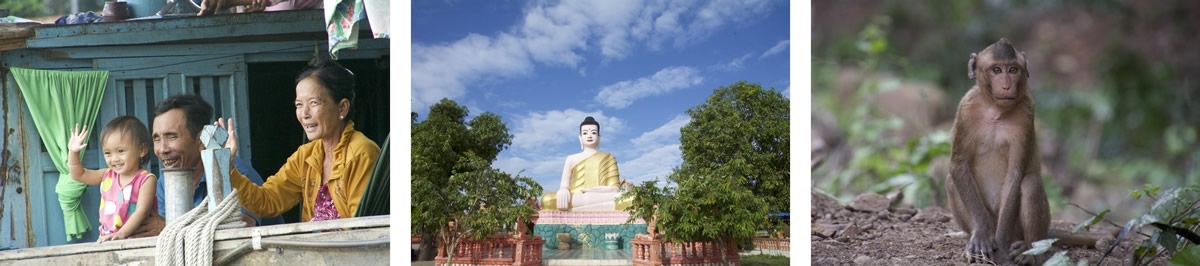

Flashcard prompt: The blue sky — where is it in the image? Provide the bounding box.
[412,0,790,190]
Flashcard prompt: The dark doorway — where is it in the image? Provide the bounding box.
[246,57,390,223]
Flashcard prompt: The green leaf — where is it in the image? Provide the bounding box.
[1151,222,1200,245]
[1023,238,1058,256]
[1184,217,1200,226]
[1156,231,1179,251]
[1169,245,1200,266]
[1074,210,1109,233]
[1135,245,1158,259]
[1043,251,1072,266]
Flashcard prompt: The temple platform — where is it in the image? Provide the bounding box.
[544,249,632,266]
[534,211,647,250]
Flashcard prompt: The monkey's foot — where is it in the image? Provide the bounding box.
[965,234,1001,264]
[1009,241,1047,266]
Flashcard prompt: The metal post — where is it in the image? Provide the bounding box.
[162,168,194,223]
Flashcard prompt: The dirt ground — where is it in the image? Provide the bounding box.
[811,191,1164,266]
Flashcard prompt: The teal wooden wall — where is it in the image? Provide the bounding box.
[0,55,252,246]
[0,10,388,248]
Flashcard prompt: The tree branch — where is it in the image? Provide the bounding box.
[1069,203,1151,238]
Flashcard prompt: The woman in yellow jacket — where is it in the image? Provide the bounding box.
[223,61,380,222]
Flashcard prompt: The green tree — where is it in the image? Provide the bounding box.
[678,81,790,212]
[620,179,672,226]
[410,98,541,261]
[0,0,46,18]
[619,81,785,263]
[660,167,768,260]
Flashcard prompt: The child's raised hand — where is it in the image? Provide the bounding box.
[68,123,89,153]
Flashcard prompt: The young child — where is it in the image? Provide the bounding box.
[67,116,157,243]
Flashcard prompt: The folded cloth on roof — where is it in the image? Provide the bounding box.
[363,0,388,38]
[55,11,105,25]
[11,68,108,241]
[324,0,366,59]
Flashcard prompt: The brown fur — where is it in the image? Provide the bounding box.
[946,38,1087,265]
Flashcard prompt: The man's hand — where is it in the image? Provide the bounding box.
[129,215,165,238]
[97,230,131,243]
[215,118,238,157]
[198,0,230,16]
[241,213,257,227]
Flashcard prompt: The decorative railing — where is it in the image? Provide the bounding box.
[751,238,789,252]
[433,234,545,266]
[631,236,740,266]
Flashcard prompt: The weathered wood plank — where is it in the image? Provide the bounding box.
[39,39,384,60]
[0,50,92,70]
[0,214,389,261]
[95,55,243,77]
[0,23,38,39]
[27,11,325,49]
[0,23,37,52]
[0,227,389,265]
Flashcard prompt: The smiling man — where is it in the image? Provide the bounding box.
[131,95,281,237]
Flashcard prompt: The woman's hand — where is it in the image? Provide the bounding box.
[215,118,238,158]
[68,123,89,154]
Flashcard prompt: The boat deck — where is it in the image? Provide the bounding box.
[0,215,390,265]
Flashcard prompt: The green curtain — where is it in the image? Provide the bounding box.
[12,68,108,241]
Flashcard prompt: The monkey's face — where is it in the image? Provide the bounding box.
[983,62,1025,106]
[969,38,1029,108]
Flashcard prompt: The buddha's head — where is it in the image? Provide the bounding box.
[579,116,600,149]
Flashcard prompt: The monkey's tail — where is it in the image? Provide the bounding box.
[1049,229,1117,248]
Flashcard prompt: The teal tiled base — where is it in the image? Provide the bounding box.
[533,224,647,250]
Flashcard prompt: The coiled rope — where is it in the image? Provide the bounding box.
[155,189,243,266]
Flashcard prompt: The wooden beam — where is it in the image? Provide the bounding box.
[26,10,326,49]
[39,38,389,60]
[0,215,390,261]
[0,227,389,265]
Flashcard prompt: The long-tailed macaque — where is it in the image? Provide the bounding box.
[946,38,1101,265]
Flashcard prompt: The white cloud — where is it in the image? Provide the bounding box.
[595,66,703,109]
[493,155,564,186]
[630,114,690,149]
[412,34,534,110]
[412,0,776,110]
[760,40,789,59]
[620,144,682,183]
[621,114,690,182]
[510,109,625,151]
[783,85,791,99]
[679,0,773,48]
[709,53,753,72]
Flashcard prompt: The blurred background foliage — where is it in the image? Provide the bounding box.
[1,0,109,19]
[812,0,1200,222]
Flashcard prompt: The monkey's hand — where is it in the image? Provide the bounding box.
[965,230,1001,264]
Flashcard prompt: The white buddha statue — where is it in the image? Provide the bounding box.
[541,117,632,211]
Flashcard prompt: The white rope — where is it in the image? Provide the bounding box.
[155,189,243,266]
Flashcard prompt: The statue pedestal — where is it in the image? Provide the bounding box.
[533,211,647,250]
